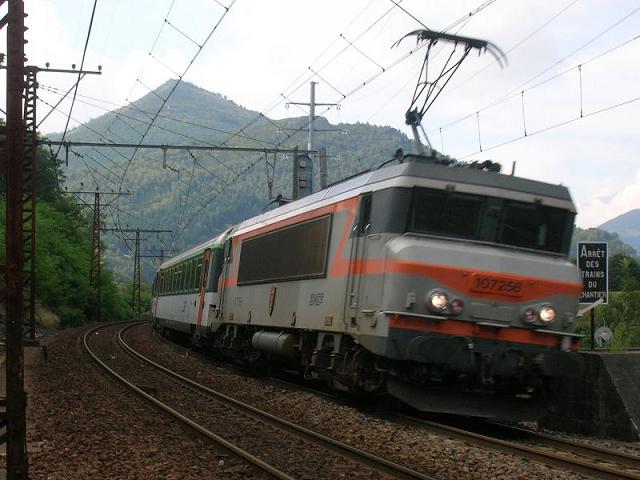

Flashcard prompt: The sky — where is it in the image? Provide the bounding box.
[2,0,639,228]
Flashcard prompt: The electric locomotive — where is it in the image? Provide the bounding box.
[151,152,582,420]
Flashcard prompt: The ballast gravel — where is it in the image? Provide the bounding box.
[122,323,595,480]
[26,322,636,479]
[26,324,264,480]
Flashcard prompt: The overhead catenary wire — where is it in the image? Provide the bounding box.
[459,94,640,160]
[106,1,238,256]
[53,0,499,255]
[54,0,99,161]
[60,0,179,249]
[428,5,640,136]
[40,83,292,149]
[155,1,421,245]
[442,0,581,98]
[427,29,640,139]
[114,1,236,196]
[169,0,500,248]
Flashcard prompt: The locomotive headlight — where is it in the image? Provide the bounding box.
[539,305,556,323]
[428,291,448,311]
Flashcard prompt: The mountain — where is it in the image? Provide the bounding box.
[599,210,640,254]
[572,227,637,259]
[54,80,414,279]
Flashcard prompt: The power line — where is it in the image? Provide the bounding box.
[114,1,237,237]
[170,0,500,248]
[50,0,498,254]
[459,94,640,159]
[152,1,416,226]
[55,0,99,159]
[428,30,640,138]
[39,83,290,149]
[429,5,640,135]
[443,0,581,97]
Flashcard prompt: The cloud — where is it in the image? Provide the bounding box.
[578,168,640,227]
[2,0,638,229]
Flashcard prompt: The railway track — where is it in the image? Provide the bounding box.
[144,323,640,479]
[85,322,437,480]
[394,414,640,480]
[84,322,290,480]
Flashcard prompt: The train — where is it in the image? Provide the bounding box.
[151,152,583,420]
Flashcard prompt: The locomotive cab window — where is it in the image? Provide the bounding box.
[356,194,372,235]
[498,201,572,254]
[408,187,573,254]
[410,188,483,239]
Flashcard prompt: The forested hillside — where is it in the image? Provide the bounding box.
[54,79,413,278]
[599,209,640,253]
[0,140,134,327]
[573,227,637,258]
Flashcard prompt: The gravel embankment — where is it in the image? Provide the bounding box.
[124,323,594,480]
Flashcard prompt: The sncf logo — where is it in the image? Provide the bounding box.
[309,293,324,306]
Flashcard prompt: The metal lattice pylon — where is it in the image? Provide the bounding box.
[89,192,101,321]
[132,229,141,317]
[22,67,37,340]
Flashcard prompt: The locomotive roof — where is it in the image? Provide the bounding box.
[232,159,574,236]
[159,158,575,270]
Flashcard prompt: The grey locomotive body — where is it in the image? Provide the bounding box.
[152,156,582,419]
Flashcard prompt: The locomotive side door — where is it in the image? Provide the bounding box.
[216,237,233,320]
[344,193,372,329]
[196,248,212,327]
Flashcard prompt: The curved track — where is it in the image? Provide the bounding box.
[86,322,437,480]
[83,322,291,480]
[394,414,640,480]
[146,323,640,479]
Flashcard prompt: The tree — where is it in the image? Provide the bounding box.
[609,254,640,291]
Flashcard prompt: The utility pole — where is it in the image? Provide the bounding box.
[91,192,101,319]
[101,228,171,318]
[1,32,101,477]
[319,147,328,189]
[285,82,341,194]
[66,189,131,322]
[2,64,101,334]
[308,81,317,152]
[133,230,141,317]
[286,82,339,152]
[3,1,29,477]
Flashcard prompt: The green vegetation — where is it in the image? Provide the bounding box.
[571,229,640,350]
[0,142,138,328]
[576,255,640,350]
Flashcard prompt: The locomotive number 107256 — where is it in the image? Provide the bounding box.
[470,273,524,297]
